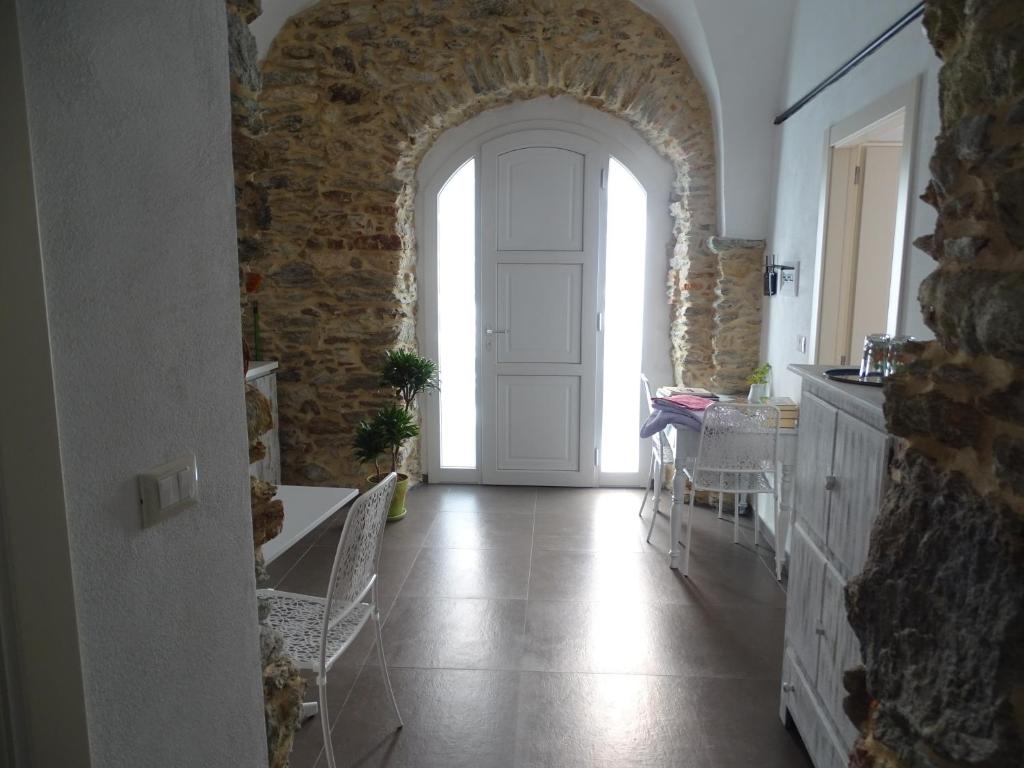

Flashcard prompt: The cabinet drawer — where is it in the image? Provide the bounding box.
[818,563,861,749]
[827,413,888,579]
[782,649,848,768]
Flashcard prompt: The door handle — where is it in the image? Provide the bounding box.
[824,475,837,491]
[485,328,508,335]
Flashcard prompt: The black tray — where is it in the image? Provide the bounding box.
[823,368,884,387]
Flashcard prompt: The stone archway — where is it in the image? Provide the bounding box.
[232,0,760,487]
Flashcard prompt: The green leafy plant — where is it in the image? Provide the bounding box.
[352,419,389,478]
[747,362,772,386]
[353,406,419,477]
[353,349,438,480]
[380,349,440,410]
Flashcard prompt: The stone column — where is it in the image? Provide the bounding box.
[707,237,765,395]
[845,2,1024,766]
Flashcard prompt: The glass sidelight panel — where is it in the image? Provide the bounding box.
[599,157,647,473]
[436,158,477,468]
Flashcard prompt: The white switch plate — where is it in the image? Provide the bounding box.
[139,454,198,528]
[780,260,799,297]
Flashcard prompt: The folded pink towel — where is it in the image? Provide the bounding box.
[653,394,715,411]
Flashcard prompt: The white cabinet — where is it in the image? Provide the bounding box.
[780,366,890,768]
[247,361,281,484]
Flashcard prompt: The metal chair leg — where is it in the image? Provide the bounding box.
[645,455,663,543]
[753,494,760,548]
[733,487,740,545]
[773,488,783,581]
[638,453,655,517]
[645,488,659,543]
[684,483,696,577]
[373,610,403,728]
[318,675,337,768]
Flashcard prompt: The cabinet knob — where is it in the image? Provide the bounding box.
[824,475,838,491]
[782,682,795,693]
[815,626,826,637]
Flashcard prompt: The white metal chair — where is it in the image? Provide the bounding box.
[259,473,402,768]
[638,374,673,539]
[682,403,782,579]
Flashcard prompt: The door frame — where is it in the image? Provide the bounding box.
[809,77,921,363]
[1,8,92,764]
[416,96,674,487]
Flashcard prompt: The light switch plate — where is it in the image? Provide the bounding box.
[139,454,198,528]
[780,260,799,297]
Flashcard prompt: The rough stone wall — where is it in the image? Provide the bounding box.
[229,5,306,768]
[242,0,731,487]
[845,2,1024,766]
[706,237,765,394]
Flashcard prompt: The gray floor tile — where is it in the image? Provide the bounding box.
[533,506,644,553]
[376,545,421,620]
[423,509,535,550]
[381,597,527,671]
[265,539,315,586]
[522,599,784,679]
[434,485,537,515]
[535,487,643,514]
[380,506,441,551]
[527,549,695,605]
[512,671,710,768]
[275,544,339,596]
[400,545,532,599]
[327,667,520,768]
[684,677,812,768]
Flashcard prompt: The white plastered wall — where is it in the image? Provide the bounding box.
[764,0,939,399]
[11,1,268,765]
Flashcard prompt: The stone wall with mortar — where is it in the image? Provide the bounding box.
[706,236,765,394]
[241,0,752,487]
[845,1,1024,766]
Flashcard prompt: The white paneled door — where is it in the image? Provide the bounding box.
[480,130,603,485]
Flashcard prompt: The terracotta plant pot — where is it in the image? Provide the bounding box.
[369,473,409,521]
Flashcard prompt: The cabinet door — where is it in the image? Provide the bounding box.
[818,563,861,750]
[782,650,849,768]
[794,392,838,547]
[827,413,889,579]
[785,524,827,683]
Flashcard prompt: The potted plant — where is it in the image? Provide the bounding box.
[352,349,439,521]
[379,349,440,410]
[747,362,771,402]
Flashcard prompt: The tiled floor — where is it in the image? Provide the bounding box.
[266,485,811,768]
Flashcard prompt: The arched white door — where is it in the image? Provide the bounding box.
[418,98,673,488]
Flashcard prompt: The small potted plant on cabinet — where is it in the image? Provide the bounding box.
[747,362,771,402]
[352,349,439,521]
